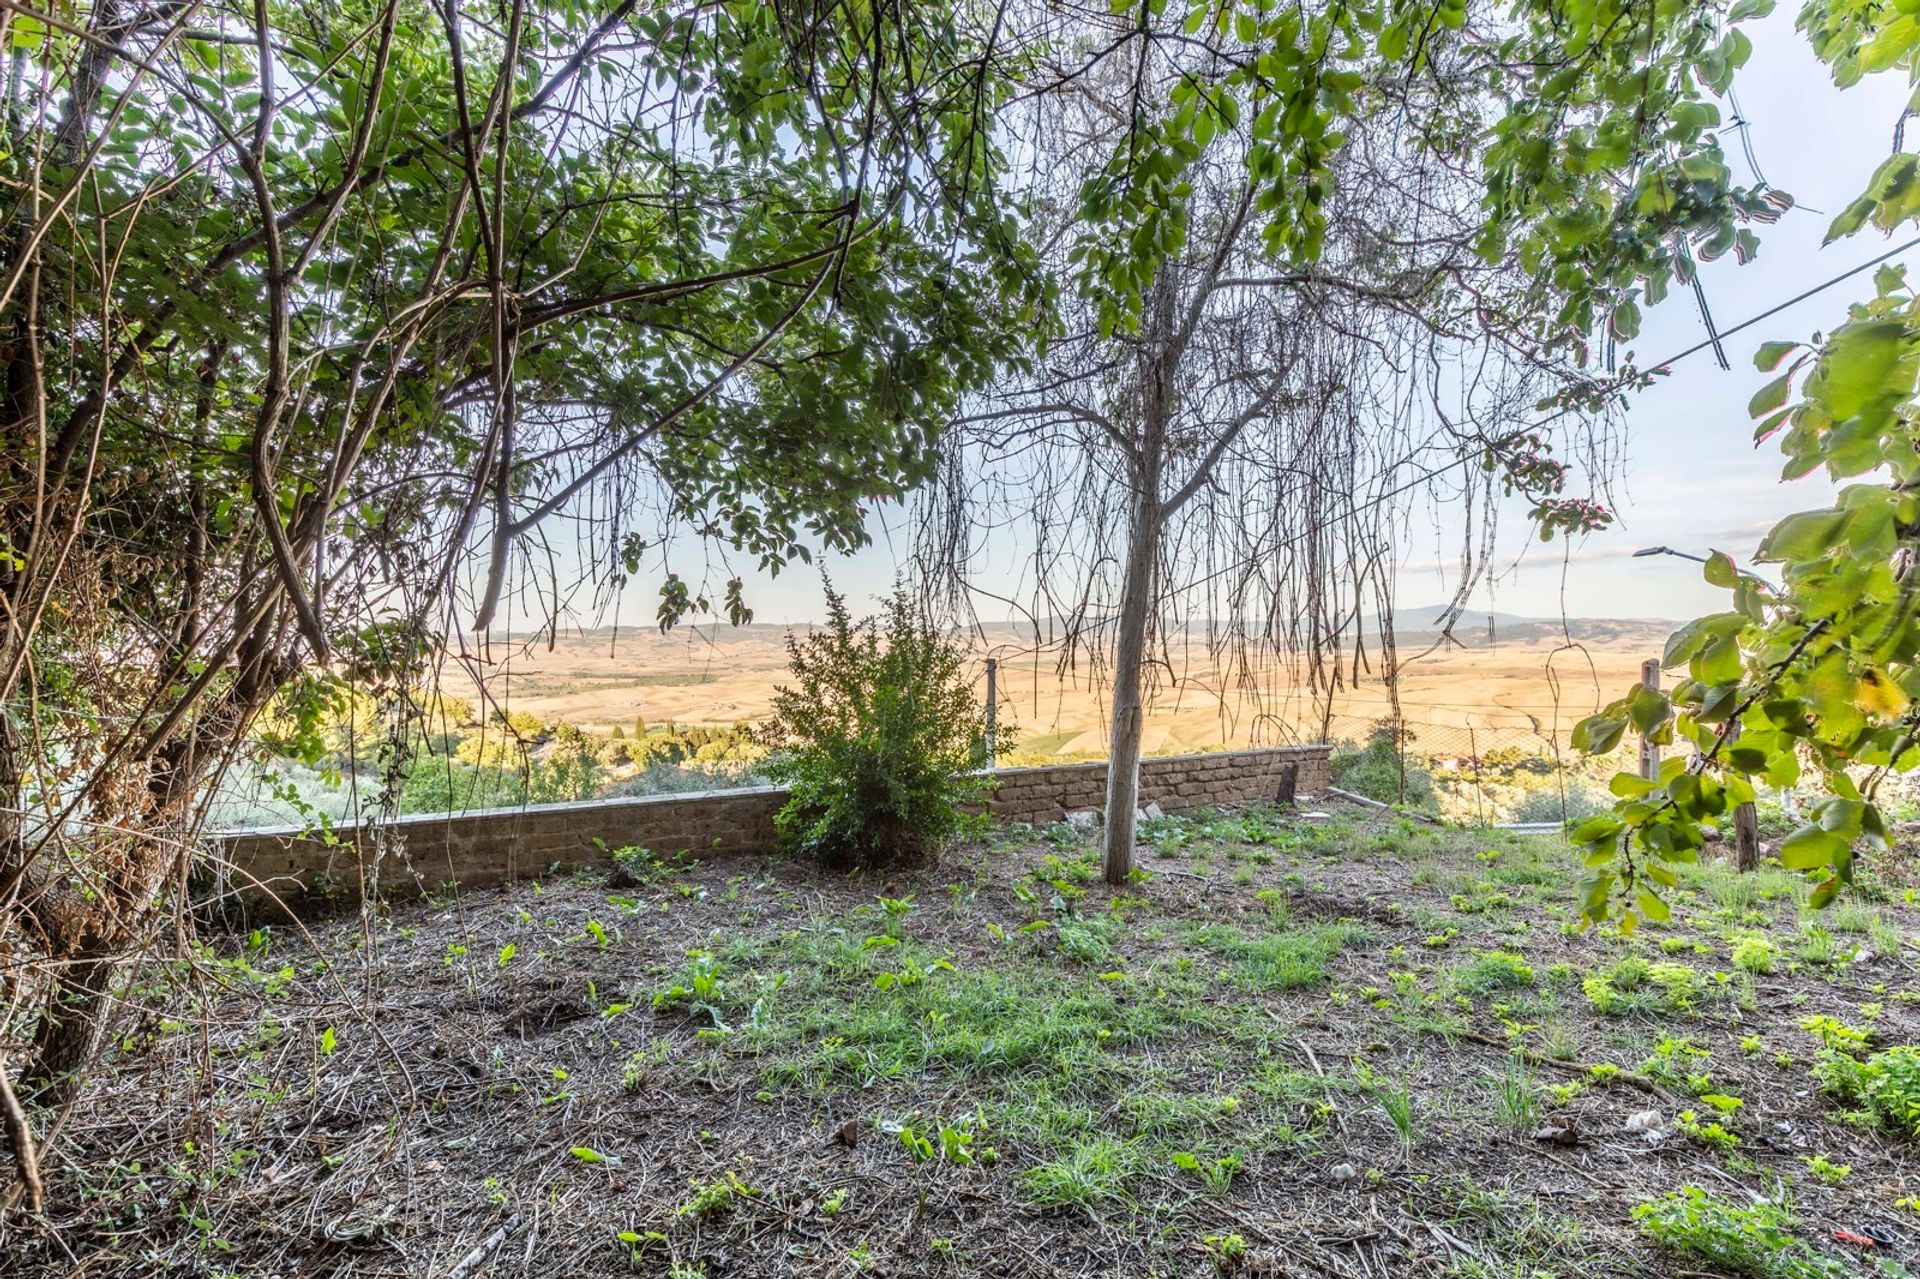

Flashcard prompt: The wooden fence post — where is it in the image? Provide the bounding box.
[1639,659,1661,782]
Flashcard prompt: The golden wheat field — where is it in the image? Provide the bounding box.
[443,615,1674,758]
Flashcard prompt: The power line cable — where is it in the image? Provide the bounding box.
[1168,231,1920,600]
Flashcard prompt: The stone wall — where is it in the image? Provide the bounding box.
[213,745,1329,912]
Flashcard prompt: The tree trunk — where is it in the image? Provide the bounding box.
[26,951,116,1106]
[1102,477,1158,884]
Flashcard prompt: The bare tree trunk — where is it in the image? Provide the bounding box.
[1102,483,1158,884]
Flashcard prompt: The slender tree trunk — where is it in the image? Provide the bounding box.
[1102,276,1175,885]
[1102,483,1158,884]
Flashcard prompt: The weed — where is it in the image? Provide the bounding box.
[1202,1233,1249,1275]
[1018,1136,1142,1209]
[677,1171,759,1218]
[1170,1148,1244,1196]
[1452,950,1537,998]
[1732,934,1778,975]
[1800,1154,1850,1183]
[1492,1054,1538,1132]
[1633,1187,1856,1278]
[1674,1110,1740,1152]
[1812,1043,1920,1138]
[1372,1080,1416,1148]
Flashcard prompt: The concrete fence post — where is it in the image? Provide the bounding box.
[984,657,998,768]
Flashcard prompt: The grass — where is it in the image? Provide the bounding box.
[1017,1136,1144,1209]
[1492,1053,1539,1132]
[37,803,1920,1279]
[1187,919,1368,989]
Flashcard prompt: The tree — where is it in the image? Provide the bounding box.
[1572,0,1920,927]
[0,0,1044,1124]
[934,0,1783,882]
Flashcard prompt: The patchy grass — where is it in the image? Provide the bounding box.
[17,805,1920,1277]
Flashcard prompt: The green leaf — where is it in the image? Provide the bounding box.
[1756,509,1848,562]
[1821,317,1918,420]
[1777,826,1844,872]
[1703,551,1738,588]
[1753,340,1798,372]
[1572,714,1626,755]
[1663,613,1745,667]
[1747,372,1792,418]
[1571,813,1625,845]
[1697,633,1743,685]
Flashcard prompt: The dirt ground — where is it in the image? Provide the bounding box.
[8,801,1920,1278]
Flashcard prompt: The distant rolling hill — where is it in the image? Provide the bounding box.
[441,609,1677,757]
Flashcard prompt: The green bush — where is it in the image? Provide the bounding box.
[1328,725,1435,808]
[762,586,991,869]
[1512,783,1607,824]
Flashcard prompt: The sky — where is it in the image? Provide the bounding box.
[1446,6,1914,625]
[495,8,1915,636]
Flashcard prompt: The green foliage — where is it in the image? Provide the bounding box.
[1813,1042,1920,1139]
[1329,726,1436,809]
[1017,1136,1143,1209]
[763,586,991,869]
[1582,956,1706,1016]
[1452,950,1537,998]
[1731,934,1778,975]
[676,1172,760,1219]
[1491,1054,1539,1132]
[1572,1,1920,926]
[1675,1110,1741,1152]
[1187,920,1365,991]
[1512,784,1608,825]
[1632,1188,1859,1279]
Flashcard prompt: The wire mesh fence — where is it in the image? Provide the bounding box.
[1321,706,1620,827]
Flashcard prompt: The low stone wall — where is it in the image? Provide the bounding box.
[213,744,1329,911]
[982,746,1328,822]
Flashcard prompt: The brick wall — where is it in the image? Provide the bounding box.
[213,745,1329,911]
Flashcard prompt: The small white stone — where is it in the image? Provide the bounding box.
[1143,802,1165,821]
[1326,1162,1358,1183]
[1064,810,1097,830]
[1624,1110,1663,1133]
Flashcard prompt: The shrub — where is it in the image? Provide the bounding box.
[1512,783,1607,824]
[1328,724,1435,809]
[762,585,991,868]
